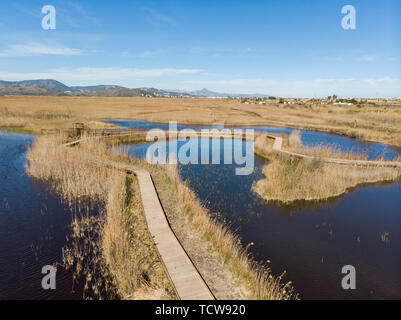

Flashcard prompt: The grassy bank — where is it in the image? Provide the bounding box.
[26,135,174,299]
[253,133,401,204]
[0,105,116,134]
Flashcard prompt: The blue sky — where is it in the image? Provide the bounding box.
[0,0,400,97]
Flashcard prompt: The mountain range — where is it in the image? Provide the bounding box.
[0,79,271,98]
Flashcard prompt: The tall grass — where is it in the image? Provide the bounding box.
[3,95,401,147]
[287,130,368,160]
[0,105,115,134]
[26,134,174,299]
[253,133,401,203]
[26,134,114,205]
[102,175,174,299]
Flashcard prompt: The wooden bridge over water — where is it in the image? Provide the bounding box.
[68,127,401,168]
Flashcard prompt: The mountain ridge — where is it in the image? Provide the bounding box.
[0,79,272,98]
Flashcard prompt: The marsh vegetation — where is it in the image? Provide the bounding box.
[253,132,401,204]
[26,134,175,299]
[2,95,401,147]
[25,133,297,300]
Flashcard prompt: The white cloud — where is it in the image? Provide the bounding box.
[141,7,176,26]
[362,77,399,85]
[314,78,355,84]
[0,44,85,56]
[68,2,101,27]
[189,47,272,57]
[355,55,377,62]
[326,56,344,62]
[133,49,169,59]
[185,78,280,86]
[0,67,203,82]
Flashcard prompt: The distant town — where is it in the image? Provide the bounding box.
[237,96,401,106]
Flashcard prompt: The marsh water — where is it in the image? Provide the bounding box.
[0,132,87,299]
[107,119,401,300]
[1,120,400,300]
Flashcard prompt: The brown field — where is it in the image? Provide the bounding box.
[1,95,401,147]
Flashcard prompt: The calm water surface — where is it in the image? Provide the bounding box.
[104,119,401,160]
[110,120,401,300]
[0,132,88,299]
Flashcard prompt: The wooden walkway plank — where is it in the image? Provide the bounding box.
[134,170,215,300]
[266,134,401,167]
[92,158,215,300]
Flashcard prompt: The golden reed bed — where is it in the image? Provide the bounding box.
[253,132,401,204]
[2,95,401,147]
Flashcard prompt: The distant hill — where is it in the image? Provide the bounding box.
[0,79,272,98]
[0,79,70,92]
[186,88,271,98]
[0,80,127,94]
[0,80,139,96]
[0,83,52,96]
[70,85,127,92]
[94,88,149,97]
[140,87,194,97]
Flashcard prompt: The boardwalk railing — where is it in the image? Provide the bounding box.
[67,128,401,167]
[270,136,401,168]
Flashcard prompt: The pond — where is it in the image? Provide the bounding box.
[108,119,401,300]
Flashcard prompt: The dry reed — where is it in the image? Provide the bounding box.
[286,130,368,160]
[253,133,401,203]
[164,164,297,300]
[26,134,174,299]
[3,95,401,147]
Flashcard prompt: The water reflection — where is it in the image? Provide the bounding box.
[0,132,87,299]
[104,119,401,160]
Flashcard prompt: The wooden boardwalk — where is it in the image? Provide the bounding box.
[104,160,215,300]
[87,128,401,168]
[269,136,401,168]
[134,169,215,300]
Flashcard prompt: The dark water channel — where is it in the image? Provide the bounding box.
[0,132,89,299]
